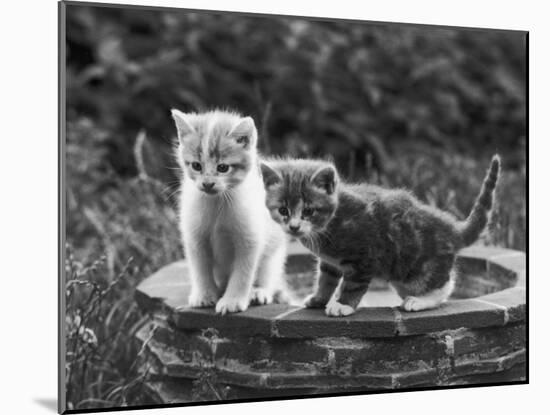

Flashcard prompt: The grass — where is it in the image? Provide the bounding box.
[64,119,525,410]
[65,251,146,410]
[65,120,183,410]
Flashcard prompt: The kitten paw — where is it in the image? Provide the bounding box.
[325,302,355,317]
[215,296,249,315]
[401,296,427,312]
[250,288,273,306]
[304,294,328,309]
[188,291,219,308]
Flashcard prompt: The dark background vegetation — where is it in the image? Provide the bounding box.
[64,3,526,410]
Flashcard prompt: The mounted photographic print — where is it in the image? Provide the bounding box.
[59,1,527,413]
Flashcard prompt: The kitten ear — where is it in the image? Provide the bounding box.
[230,117,257,149]
[171,109,195,143]
[311,165,338,195]
[260,162,282,188]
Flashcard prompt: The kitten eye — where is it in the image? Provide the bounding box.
[217,164,230,173]
[236,135,248,144]
[302,207,314,217]
[191,162,202,171]
[278,207,289,216]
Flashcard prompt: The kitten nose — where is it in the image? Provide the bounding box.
[289,224,301,233]
[202,182,215,191]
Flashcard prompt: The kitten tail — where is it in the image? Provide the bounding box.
[458,155,501,246]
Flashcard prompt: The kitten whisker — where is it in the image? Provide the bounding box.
[304,232,319,255]
[163,187,182,202]
[219,192,228,215]
[312,231,322,254]
[222,190,234,208]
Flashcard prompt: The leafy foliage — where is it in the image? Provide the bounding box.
[67,5,526,179]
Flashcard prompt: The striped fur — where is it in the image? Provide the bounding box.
[262,156,501,317]
[458,155,501,246]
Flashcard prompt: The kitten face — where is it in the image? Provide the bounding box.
[261,160,339,237]
[172,109,258,195]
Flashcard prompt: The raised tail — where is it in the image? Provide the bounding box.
[458,155,501,246]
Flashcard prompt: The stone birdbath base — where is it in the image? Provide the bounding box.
[134,243,526,404]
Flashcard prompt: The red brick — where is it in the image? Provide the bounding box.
[397,299,506,335]
[479,287,526,323]
[325,335,448,374]
[269,339,329,365]
[451,324,526,357]
[213,337,271,365]
[448,362,526,385]
[134,243,527,401]
[455,255,487,280]
[135,261,190,313]
[143,337,209,379]
[261,372,394,389]
[171,304,293,337]
[487,262,520,289]
[489,252,526,276]
[150,324,215,362]
[452,273,503,299]
[273,307,398,338]
[459,245,518,259]
[392,367,440,388]
[453,349,526,377]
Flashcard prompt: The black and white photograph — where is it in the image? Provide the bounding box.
[59,1,527,413]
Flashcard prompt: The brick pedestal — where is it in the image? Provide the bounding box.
[134,243,526,404]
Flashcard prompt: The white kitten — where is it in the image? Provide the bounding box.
[171,109,288,315]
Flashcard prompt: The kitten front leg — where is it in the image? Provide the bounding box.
[185,238,220,308]
[216,243,260,315]
[304,260,341,308]
[251,242,287,305]
[326,266,370,317]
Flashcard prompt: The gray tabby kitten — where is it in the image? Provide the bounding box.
[261,156,500,317]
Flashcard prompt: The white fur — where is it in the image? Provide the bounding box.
[326,301,355,317]
[177,118,287,315]
[399,279,455,312]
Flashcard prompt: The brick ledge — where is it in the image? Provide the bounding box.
[135,243,526,339]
